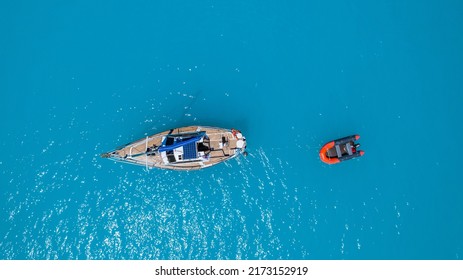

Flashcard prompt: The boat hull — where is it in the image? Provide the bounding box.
[102,126,246,170]
[319,135,364,164]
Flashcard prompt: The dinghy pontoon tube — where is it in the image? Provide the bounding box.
[319,135,364,164]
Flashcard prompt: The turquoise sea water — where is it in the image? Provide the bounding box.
[1,0,463,259]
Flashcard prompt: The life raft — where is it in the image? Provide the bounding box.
[319,135,364,164]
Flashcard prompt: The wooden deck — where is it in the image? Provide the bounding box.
[103,126,245,170]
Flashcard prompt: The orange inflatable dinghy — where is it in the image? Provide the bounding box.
[319,135,364,164]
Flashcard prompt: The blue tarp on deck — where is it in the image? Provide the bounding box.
[158,133,203,153]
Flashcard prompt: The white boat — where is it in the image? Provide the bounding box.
[101,126,247,170]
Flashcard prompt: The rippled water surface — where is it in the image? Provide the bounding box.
[1,1,463,259]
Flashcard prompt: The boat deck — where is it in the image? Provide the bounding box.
[106,126,243,170]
